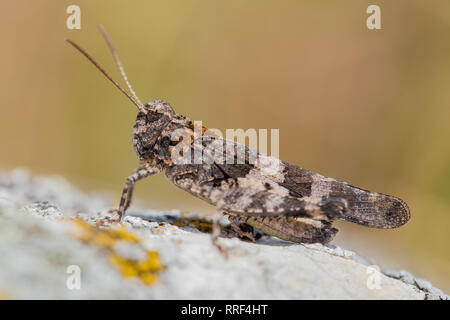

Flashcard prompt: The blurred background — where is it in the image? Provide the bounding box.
[1,0,449,291]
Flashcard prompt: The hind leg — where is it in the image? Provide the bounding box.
[227,215,257,243]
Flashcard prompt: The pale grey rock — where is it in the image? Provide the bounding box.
[0,169,447,300]
[415,278,432,291]
[22,201,63,219]
[0,210,153,299]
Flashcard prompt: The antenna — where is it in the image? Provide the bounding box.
[65,39,146,113]
[98,25,144,107]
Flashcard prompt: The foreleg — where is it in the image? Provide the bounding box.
[114,164,161,220]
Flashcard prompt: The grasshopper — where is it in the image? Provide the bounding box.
[66,26,410,248]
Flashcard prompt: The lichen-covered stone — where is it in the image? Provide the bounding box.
[0,169,447,299]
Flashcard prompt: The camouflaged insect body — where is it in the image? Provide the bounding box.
[67,32,410,245]
[128,100,410,244]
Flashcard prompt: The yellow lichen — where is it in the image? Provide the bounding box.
[71,218,164,285]
[109,251,163,285]
[73,219,139,248]
[156,222,167,229]
[171,216,214,233]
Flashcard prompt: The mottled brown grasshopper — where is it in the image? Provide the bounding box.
[66,26,410,248]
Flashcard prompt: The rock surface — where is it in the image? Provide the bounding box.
[0,169,447,300]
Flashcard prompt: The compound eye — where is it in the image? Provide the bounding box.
[144,101,174,122]
[146,108,163,122]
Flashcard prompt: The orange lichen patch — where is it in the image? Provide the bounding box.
[71,218,164,285]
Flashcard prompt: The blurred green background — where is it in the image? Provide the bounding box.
[1,1,449,291]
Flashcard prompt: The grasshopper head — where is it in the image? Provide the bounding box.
[132,100,175,161]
